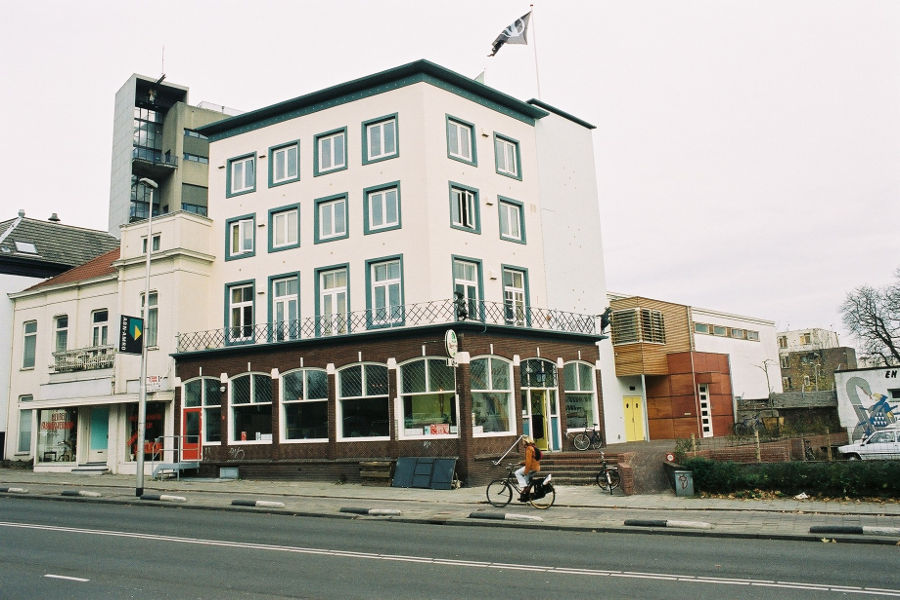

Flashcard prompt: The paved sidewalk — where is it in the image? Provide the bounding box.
[2,468,899,544]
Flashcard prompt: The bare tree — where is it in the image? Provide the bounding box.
[841,269,900,366]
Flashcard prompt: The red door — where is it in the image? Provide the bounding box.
[183,408,201,461]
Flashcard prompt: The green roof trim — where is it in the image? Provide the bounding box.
[198,60,549,141]
[527,99,596,130]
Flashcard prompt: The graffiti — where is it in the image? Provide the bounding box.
[846,377,898,440]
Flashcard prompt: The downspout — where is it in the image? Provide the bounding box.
[687,306,701,435]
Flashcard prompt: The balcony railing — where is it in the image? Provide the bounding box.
[132,146,178,168]
[51,345,116,373]
[176,299,599,353]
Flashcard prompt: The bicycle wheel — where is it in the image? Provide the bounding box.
[530,484,555,509]
[591,435,604,450]
[596,470,614,491]
[573,433,590,451]
[485,480,513,507]
[733,422,747,437]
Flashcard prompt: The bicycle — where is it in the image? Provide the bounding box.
[733,412,767,437]
[595,450,620,494]
[485,464,555,509]
[802,439,816,461]
[573,423,603,451]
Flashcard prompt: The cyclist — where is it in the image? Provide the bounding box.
[515,436,541,502]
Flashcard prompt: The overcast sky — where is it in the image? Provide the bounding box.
[2,1,898,347]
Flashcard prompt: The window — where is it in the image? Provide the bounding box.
[54,316,68,353]
[271,275,299,341]
[502,268,527,326]
[92,310,109,346]
[640,309,666,344]
[363,115,397,163]
[453,258,481,321]
[338,364,390,439]
[36,408,77,463]
[446,116,476,164]
[315,128,347,175]
[731,328,745,339]
[230,373,272,442]
[778,336,787,349]
[282,369,329,441]
[713,325,727,336]
[227,154,256,196]
[364,183,400,233]
[611,308,665,344]
[399,359,457,437]
[801,333,812,345]
[494,134,520,178]
[747,330,760,341]
[22,321,37,368]
[781,355,791,369]
[227,282,254,343]
[450,184,480,232]
[498,197,525,242]
[318,267,348,336]
[18,400,33,453]
[183,378,222,443]
[471,357,514,435]
[315,194,348,242]
[141,292,158,348]
[269,205,300,251]
[368,257,403,327]
[694,323,709,334]
[142,234,161,254]
[269,141,299,186]
[227,215,255,259]
[564,362,596,430]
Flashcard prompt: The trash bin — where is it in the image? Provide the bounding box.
[674,470,694,497]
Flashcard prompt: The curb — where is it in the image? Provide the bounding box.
[339,507,402,516]
[810,525,900,537]
[0,487,28,493]
[141,493,187,503]
[61,490,102,498]
[624,519,712,530]
[468,511,544,522]
[232,499,286,508]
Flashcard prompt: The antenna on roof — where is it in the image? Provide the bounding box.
[161,45,165,79]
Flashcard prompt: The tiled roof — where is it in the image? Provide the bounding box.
[26,247,120,291]
[0,215,119,271]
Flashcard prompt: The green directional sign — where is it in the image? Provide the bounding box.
[119,315,144,354]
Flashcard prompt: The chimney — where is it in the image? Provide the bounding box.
[17,209,25,217]
[48,213,61,222]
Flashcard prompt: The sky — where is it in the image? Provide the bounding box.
[2,0,898,348]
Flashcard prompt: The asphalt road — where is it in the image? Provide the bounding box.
[1,498,898,599]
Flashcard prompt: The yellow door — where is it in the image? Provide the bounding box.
[624,396,645,441]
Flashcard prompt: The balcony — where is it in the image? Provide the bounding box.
[51,345,116,373]
[176,299,600,353]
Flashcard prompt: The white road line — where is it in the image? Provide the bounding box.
[3,522,898,597]
[44,574,89,582]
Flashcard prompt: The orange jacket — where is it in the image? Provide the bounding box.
[524,444,541,473]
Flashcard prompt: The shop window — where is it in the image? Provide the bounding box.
[399,358,458,437]
[281,368,329,441]
[231,374,273,443]
[563,362,596,430]
[126,402,165,461]
[470,357,514,435]
[36,408,77,463]
[338,364,389,439]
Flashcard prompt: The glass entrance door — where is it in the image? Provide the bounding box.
[523,389,560,451]
[183,407,201,460]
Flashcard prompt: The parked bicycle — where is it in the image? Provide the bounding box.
[803,439,817,461]
[573,423,604,451]
[733,412,767,437]
[595,450,620,494]
[486,464,555,509]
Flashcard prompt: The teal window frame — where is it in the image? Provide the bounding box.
[226,153,256,197]
[268,203,301,252]
[314,194,349,243]
[315,264,350,337]
[498,196,526,244]
[363,181,401,234]
[268,140,300,187]
[314,127,348,176]
[501,265,530,327]
[451,255,484,321]
[225,213,256,261]
[494,133,522,180]
[225,279,256,345]
[268,272,301,342]
[362,114,398,164]
[446,115,477,165]
[365,255,405,329]
[449,181,481,234]
[22,320,36,369]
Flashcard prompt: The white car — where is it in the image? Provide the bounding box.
[839,427,900,460]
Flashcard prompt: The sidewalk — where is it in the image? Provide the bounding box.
[2,468,899,544]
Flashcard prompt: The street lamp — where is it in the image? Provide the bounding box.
[135,176,157,497]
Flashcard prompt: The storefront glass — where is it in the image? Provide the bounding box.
[36,408,77,463]
[126,402,166,460]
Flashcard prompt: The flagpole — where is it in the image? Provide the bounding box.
[530,3,542,99]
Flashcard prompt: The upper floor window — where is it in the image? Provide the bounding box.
[731,328,745,339]
[453,258,481,321]
[611,308,666,345]
[22,321,37,368]
[318,267,349,336]
[142,234,161,254]
[226,215,255,260]
[364,183,400,233]
[315,128,347,175]
[446,116,476,165]
[502,268,527,326]
[141,292,158,348]
[269,141,299,186]
[315,195,348,243]
[450,184,480,233]
[271,275,299,341]
[780,355,791,369]
[713,325,727,336]
[363,115,398,163]
[801,332,812,345]
[778,336,787,348]
[498,197,525,243]
[494,134,521,178]
[227,154,256,196]
[92,310,109,346]
[54,315,68,353]
[227,282,255,343]
[367,257,403,327]
[694,323,709,334]
[269,205,300,251]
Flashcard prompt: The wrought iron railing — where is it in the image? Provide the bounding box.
[51,345,116,373]
[176,299,599,353]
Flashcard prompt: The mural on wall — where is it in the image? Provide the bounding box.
[845,376,898,440]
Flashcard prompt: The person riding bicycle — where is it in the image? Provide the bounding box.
[515,436,541,502]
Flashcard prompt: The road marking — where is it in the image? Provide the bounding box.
[3,521,898,597]
[44,574,89,582]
